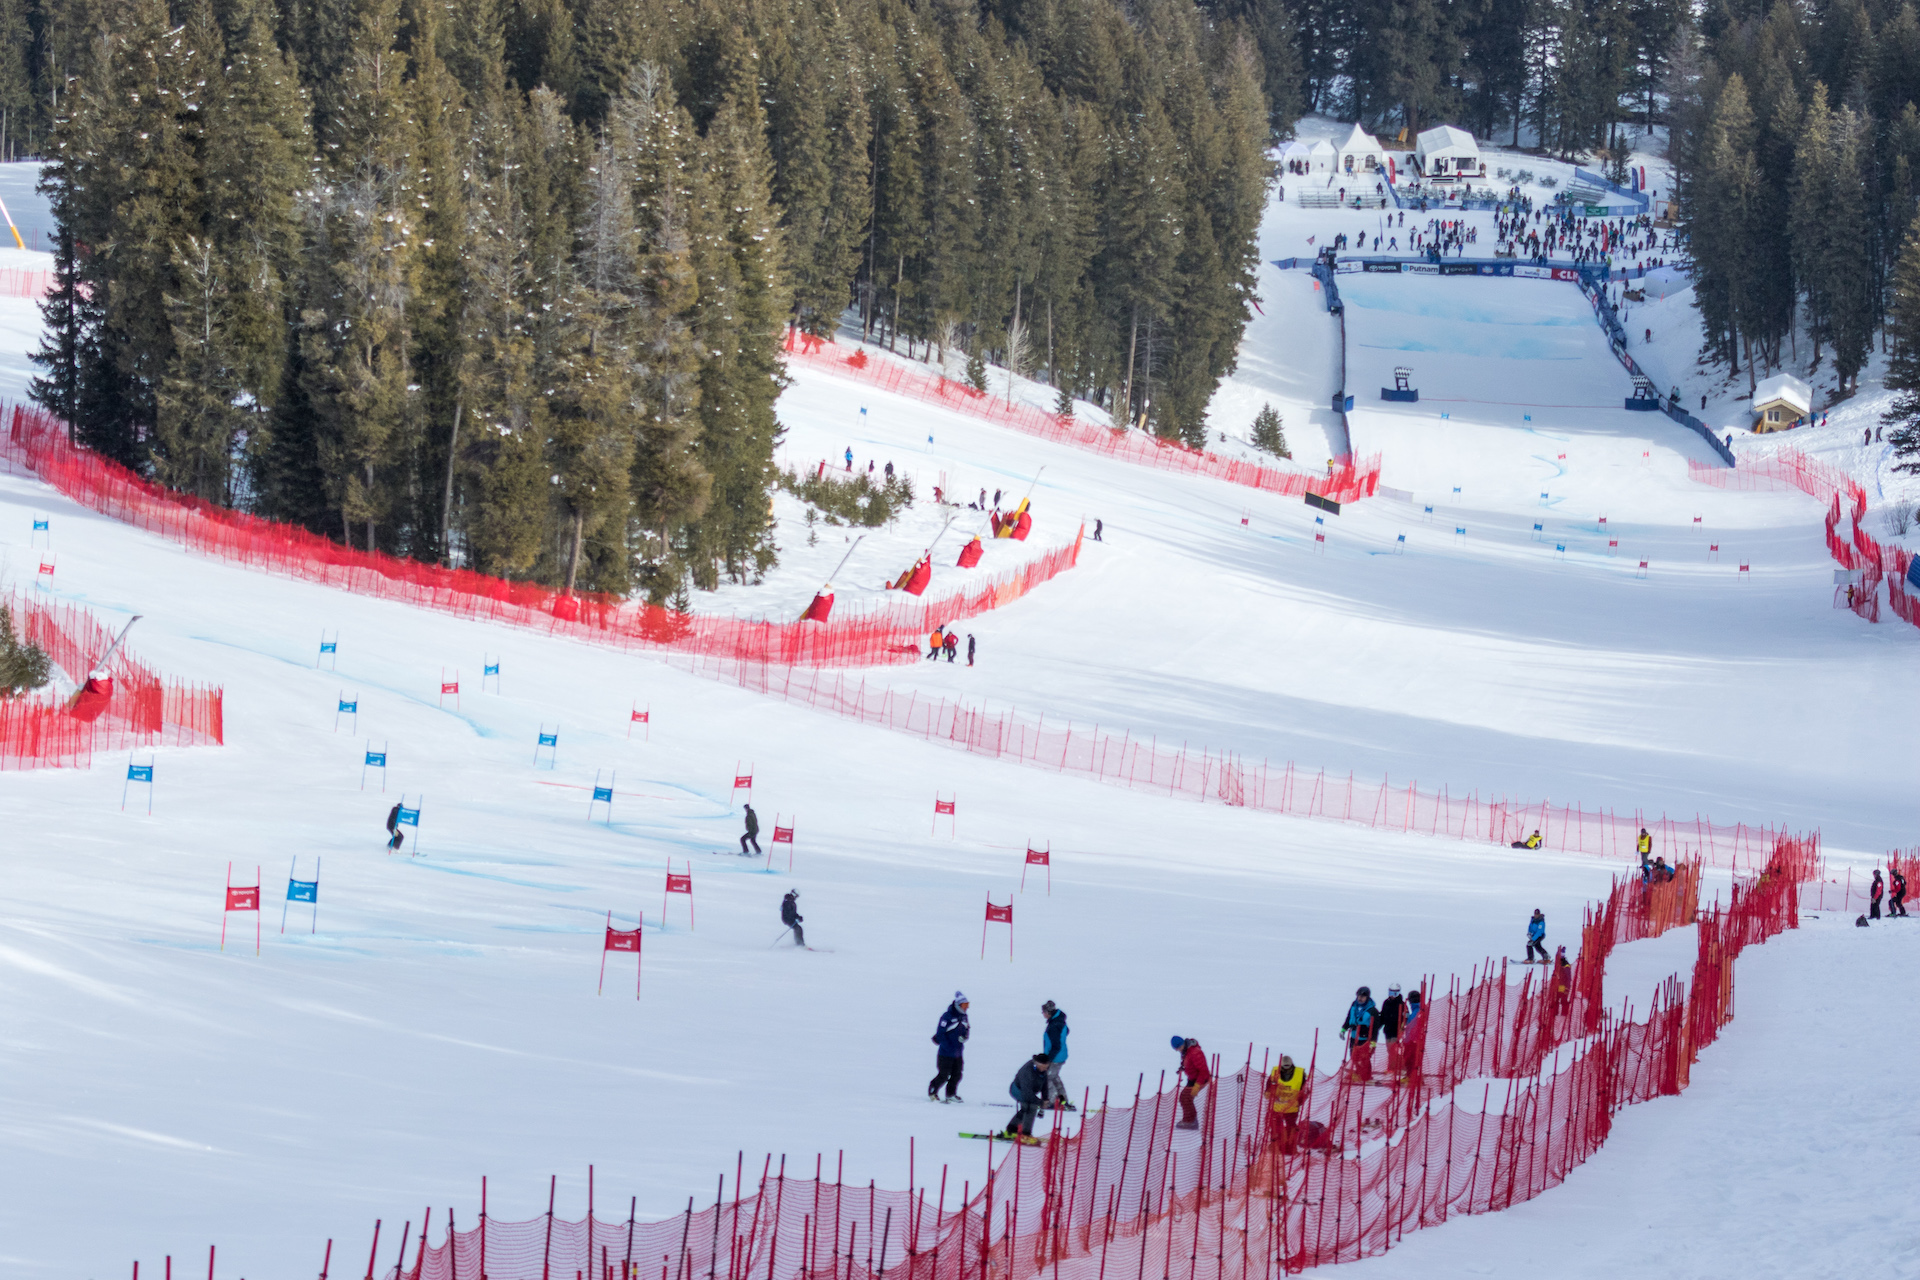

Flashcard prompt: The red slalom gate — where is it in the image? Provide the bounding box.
[663,864,694,930]
[783,335,1384,506]
[0,402,1087,670]
[599,912,643,998]
[770,817,795,871]
[932,792,957,838]
[221,864,261,955]
[982,896,1014,960]
[373,836,1820,1280]
[1021,843,1051,893]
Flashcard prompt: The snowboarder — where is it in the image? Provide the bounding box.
[1007,1053,1050,1138]
[943,631,958,663]
[966,634,976,667]
[1264,1054,1306,1150]
[1378,986,1407,1043]
[1040,1001,1072,1108]
[1870,870,1884,920]
[740,804,761,856]
[928,626,944,660]
[1510,829,1542,849]
[1525,909,1548,963]
[929,992,970,1101]
[385,802,405,852]
[1340,989,1377,1083]
[1093,519,1103,542]
[1891,869,1909,917]
[780,890,805,947]
[1172,1036,1211,1128]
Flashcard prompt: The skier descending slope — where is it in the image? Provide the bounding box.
[740,804,761,856]
[929,992,969,1102]
[781,890,805,947]
[1525,909,1548,963]
[385,802,404,852]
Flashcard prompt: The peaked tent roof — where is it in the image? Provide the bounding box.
[1278,139,1310,157]
[1337,123,1385,154]
[1415,125,1479,157]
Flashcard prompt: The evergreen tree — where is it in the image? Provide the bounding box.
[1881,211,1920,471]
[1251,402,1288,456]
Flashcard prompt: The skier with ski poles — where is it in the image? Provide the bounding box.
[780,889,805,947]
[385,801,405,852]
[1172,1036,1211,1129]
[929,992,969,1102]
[1525,909,1548,963]
[740,803,761,856]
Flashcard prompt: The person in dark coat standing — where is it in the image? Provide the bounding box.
[740,803,761,856]
[1377,986,1407,1043]
[780,890,805,947]
[1172,1036,1211,1129]
[1890,868,1909,917]
[943,631,958,662]
[929,992,970,1101]
[966,634,976,667]
[1007,1054,1049,1137]
[386,802,405,852]
[1870,870,1884,920]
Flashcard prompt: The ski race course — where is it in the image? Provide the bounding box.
[0,170,1915,1279]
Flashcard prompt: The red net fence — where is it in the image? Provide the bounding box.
[0,402,1081,669]
[1689,447,1918,632]
[0,589,223,770]
[372,837,1818,1280]
[0,266,50,298]
[781,333,1383,507]
[666,652,1799,872]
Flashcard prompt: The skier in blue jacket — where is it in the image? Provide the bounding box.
[1341,987,1379,1083]
[1039,1001,1074,1111]
[1525,909,1548,963]
[928,992,970,1102]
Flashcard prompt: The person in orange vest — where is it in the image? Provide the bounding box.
[928,626,944,660]
[1172,1036,1211,1129]
[1264,1054,1306,1151]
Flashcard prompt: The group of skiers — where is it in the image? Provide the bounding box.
[925,994,1075,1139]
[927,626,975,665]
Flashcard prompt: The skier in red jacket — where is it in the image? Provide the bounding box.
[1172,1036,1211,1129]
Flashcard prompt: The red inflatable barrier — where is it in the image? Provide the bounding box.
[956,536,983,568]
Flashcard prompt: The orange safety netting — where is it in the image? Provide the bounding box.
[375,837,1818,1280]
[0,589,223,770]
[782,333,1383,507]
[0,403,1082,669]
[662,652,1800,872]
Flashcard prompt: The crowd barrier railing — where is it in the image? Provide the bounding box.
[780,333,1382,506]
[1,588,223,770]
[364,837,1819,1280]
[0,402,1082,669]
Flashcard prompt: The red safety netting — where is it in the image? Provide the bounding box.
[782,333,1383,506]
[0,589,224,770]
[376,838,1818,1280]
[1689,447,1918,633]
[0,267,50,298]
[0,402,1083,669]
[661,652,1800,871]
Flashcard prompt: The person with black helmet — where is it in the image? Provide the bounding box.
[1891,868,1909,917]
[1006,1053,1050,1139]
[1039,1001,1073,1110]
[1870,870,1884,920]
[1341,987,1378,1083]
[780,889,804,947]
[1525,909,1548,963]
[1171,1036,1211,1129]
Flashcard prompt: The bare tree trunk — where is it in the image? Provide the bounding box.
[1122,307,1138,428]
[364,460,377,552]
[1046,296,1054,385]
[441,398,462,565]
[565,508,585,593]
[890,256,904,354]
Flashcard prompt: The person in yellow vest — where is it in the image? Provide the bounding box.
[1636,828,1653,858]
[1264,1054,1306,1152]
[1510,829,1542,849]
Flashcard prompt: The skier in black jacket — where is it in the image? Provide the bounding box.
[781,890,805,947]
[1006,1054,1049,1138]
[740,804,762,855]
[385,802,404,852]
[1377,986,1407,1043]
[929,992,970,1101]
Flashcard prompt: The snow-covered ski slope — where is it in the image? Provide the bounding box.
[0,175,1913,1278]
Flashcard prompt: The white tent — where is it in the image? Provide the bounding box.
[1415,125,1483,180]
[1277,139,1310,176]
[1335,123,1388,177]
[1306,139,1335,175]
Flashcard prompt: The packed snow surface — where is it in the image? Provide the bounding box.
[0,163,1914,1279]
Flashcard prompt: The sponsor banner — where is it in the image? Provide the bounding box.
[1363,260,1403,273]
[1551,267,1581,281]
[1407,262,1439,274]
[1439,262,1479,275]
[1514,265,1552,279]
[1476,263,1515,276]
[1335,259,1361,273]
